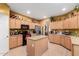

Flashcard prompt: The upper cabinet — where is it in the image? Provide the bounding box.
[63,19,69,29]
[58,21,63,29]
[9,18,16,29]
[9,18,21,29]
[15,19,21,28]
[70,16,77,29]
[51,20,63,29]
[77,12,79,28]
[10,11,40,29]
[50,9,79,30]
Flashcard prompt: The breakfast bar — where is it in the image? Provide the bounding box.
[27,35,48,56]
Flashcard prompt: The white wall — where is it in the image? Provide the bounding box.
[0,13,9,55]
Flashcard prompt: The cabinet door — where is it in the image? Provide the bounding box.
[60,36,65,47]
[70,16,77,29]
[48,34,54,43]
[21,19,28,25]
[52,22,56,29]
[49,23,52,30]
[15,19,21,28]
[54,22,57,29]
[53,35,60,44]
[51,21,63,29]
[49,34,61,44]
[63,19,69,29]
[30,22,35,29]
[17,35,22,46]
[59,21,63,29]
[9,37,14,49]
[65,37,72,51]
[9,18,16,28]
[73,45,79,56]
[9,36,18,49]
[77,12,79,28]
[13,37,18,48]
[68,18,72,29]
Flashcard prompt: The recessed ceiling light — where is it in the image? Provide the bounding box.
[26,10,31,14]
[62,8,66,11]
[43,16,47,18]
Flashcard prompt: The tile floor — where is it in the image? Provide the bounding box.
[5,43,72,56]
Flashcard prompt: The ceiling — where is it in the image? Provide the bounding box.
[7,3,78,20]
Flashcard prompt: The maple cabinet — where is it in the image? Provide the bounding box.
[67,18,72,29]
[17,35,22,46]
[49,34,72,51]
[10,18,21,29]
[29,22,35,29]
[51,14,78,29]
[9,18,16,28]
[9,36,17,49]
[63,19,69,29]
[9,36,15,48]
[9,35,22,49]
[49,34,61,44]
[57,21,63,29]
[72,45,79,56]
[77,12,79,28]
[15,19,21,28]
[48,34,54,43]
[60,35,65,47]
[13,36,18,48]
[52,21,59,29]
[69,16,77,29]
[64,36,72,50]
[54,22,59,29]
[53,35,61,44]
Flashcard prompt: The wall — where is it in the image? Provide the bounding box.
[0,13,9,55]
[0,4,9,56]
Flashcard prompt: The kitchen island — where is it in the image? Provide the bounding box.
[27,35,48,56]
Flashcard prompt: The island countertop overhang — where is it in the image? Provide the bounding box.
[27,35,48,41]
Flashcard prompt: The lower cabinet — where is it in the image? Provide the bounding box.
[9,37,16,48]
[48,34,54,42]
[64,36,72,50]
[49,34,72,51]
[53,35,61,44]
[9,34,22,49]
[48,34,61,44]
[17,35,22,46]
[13,37,18,48]
[60,36,65,47]
[72,45,79,56]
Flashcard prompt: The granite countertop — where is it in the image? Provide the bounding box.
[27,35,47,41]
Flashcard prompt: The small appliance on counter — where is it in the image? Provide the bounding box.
[10,29,20,36]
